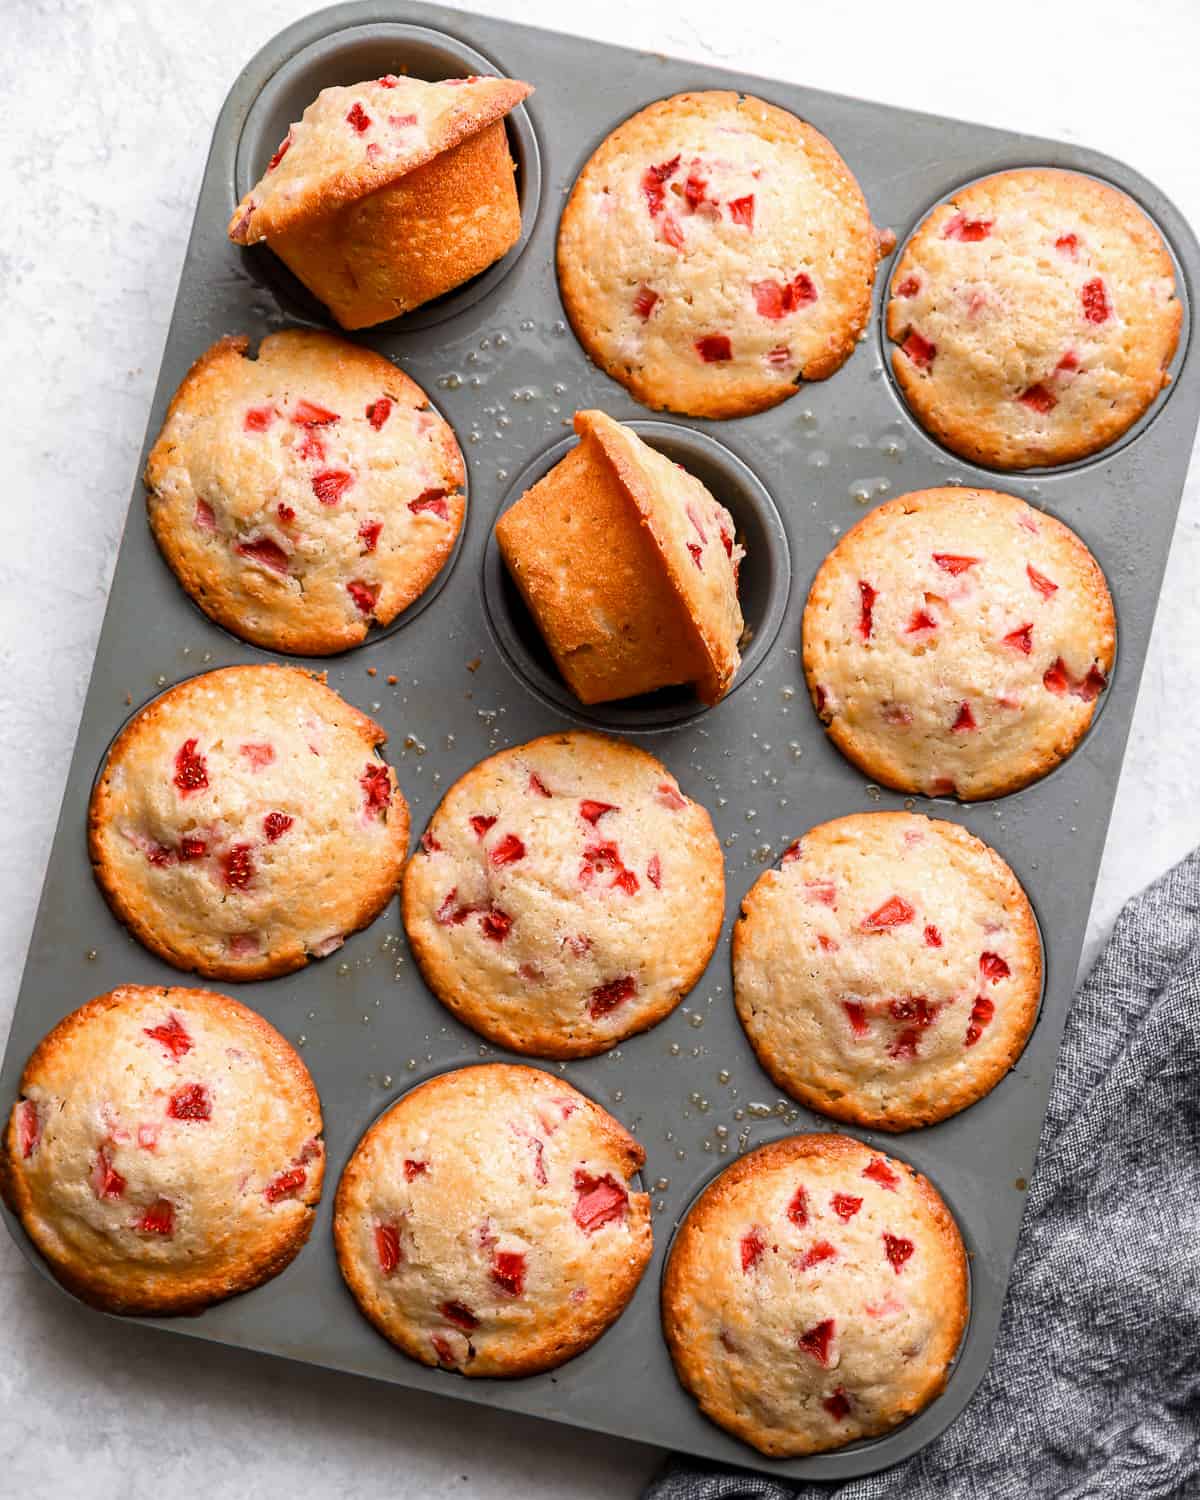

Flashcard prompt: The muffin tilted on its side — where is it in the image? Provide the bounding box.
[496,410,744,706]
[1,985,324,1315]
[229,74,533,328]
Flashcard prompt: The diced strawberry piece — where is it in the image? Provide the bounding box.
[863,1158,899,1191]
[1078,666,1108,700]
[951,701,978,732]
[687,541,704,570]
[179,836,207,861]
[862,896,916,931]
[740,1228,766,1272]
[696,334,732,362]
[611,867,639,895]
[889,995,937,1027]
[660,212,685,249]
[1043,657,1107,700]
[798,1318,835,1365]
[933,554,979,577]
[728,194,754,227]
[480,908,512,942]
[356,520,382,554]
[365,397,392,430]
[346,102,372,133]
[436,890,471,925]
[907,608,937,632]
[267,131,292,171]
[580,840,621,885]
[408,488,451,520]
[221,844,255,890]
[655,782,687,810]
[980,951,1011,982]
[419,830,442,854]
[647,854,662,889]
[719,525,734,558]
[824,1388,852,1421]
[1056,233,1079,257]
[173,738,208,795]
[1004,623,1033,654]
[817,934,839,952]
[1082,277,1111,323]
[896,274,921,297]
[858,580,877,640]
[296,1137,323,1164]
[1057,350,1080,373]
[277,502,295,524]
[470,815,497,838]
[641,155,680,216]
[883,1232,914,1273]
[1043,658,1070,693]
[1019,383,1057,414]
[633,285,659,320]
[766,344,792,366]
[573,1170,628,1232]
[797,1239,837,1271]
[15,1100,40,1158]
[683,168,708,209]
[236,536,290,574]
[780,840,803,865]
[240,742,275,770]
[589,975,637,1019]
[789,272,817,306]
[312,469,354,505]
[943,213,993,241]
[297,429,325,463]
[168,1083,211,1121]
[244,405,276,431]
[1027,564,1058,598]
[404,1159,428,1181]
[263,811,293,842]
[375,1222,402,1275]
[580,800,617,826]
[431,1334,457,1366]
[491,833,526,866]
[146,843,174,867]
[890,1027,921,1060]
[347,579,378,615]
[924,924,943,948]
[528,772,552,797]
[388,112,418,127]
[291,399,339,426]
[135,1198,175,1235]
[358,764,391,818]
[965,994,996,1046]
[902,330,936,369]
[440,1300,478,1331]
[491,1251,527,1297]
[264,1166,306,1203]
[193,498,217,531]
[830,1193,862,1222]
[805,881,837,905]
[786,1185,809,1227]
[144,1014,191,1059]
[843,1001,869,1037]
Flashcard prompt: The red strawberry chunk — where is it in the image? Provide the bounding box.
[843,1001,869,1038]
[431,1334,457,1366]
[420,830,442,854]
[943,213,993,241]
[728,194,754,227]
[633,285,659,320]
[817,934,839,952]
[896,274,921,297]
[404,1159,428,1181]
[236,536,290,574]
[480,908,512,942]
[220,844,255,890]
[312,469,354,505]
[346,102,372,133]
[358,519,383,554]
[365,397,392,430]
[136,1198,175,1236]
[786,1185,809,1228]
[683,167,709,209]
[244,405,276,431]
[752,273,817,319]
[409,488,451,520]
[687,541,703,569]
[889,995,937,1027]
[766,344,792,366]
[1043,659,1070,694]
[491,833,526,866]
[277,502,295,524]
[589,974,637,1019]
[655,782,687,810]
[291,399,339,426]
[297,428,325,463]
[491,1250,527,1297]
[907,609,937,633]
[798,1318,835,1365]
[173,739,208,795]
[240,742,275,770]
[580,840,621,884]
[168,1083,211,1121]
[951,701,978,733]
[580,800,617,826]
[471,815,497,838]
[1020,384,1057,413]
[92,1144,126,1200]
[348,579,378,615]
[641,155,680,216]
[1004,624,1033,654]
[1057,350,1080,373]
[180,836,207,860]
[980,951,1011,982]
[263,811,293,842]
[740,1228,766,1272]
[902,330,936,368]
[361,763,391,816]
[933,553,978,575]
[436,890,471,925]
[824,1388,852,1421]
[267,131,292,171]
[1082,277,1111,323]
[1027,564,1058,599]
[805,881,835,904]
[1043,657,1107,700]
[884,1232,914,1273]
[573,1170,628,1232]
[924,924,943,948]
[264,1166,306,1203]
[146,842,175,868]
[647,854,662,889]
[611,867,639,895]
[15,1100,40,1158]
[375,1222,402,1275]
[1056,233,1079,257]
[528,772,552,798]
[441,1300,478,1331]
[831,1193,862,1222]
[660,212,685,249]
[965,994,996,1046]
[862,896,915,931]
[696,334,732,362]
[144,1014,192,1059]
[194,498,217,531]
[858,580,877,640]
[863,1158,899,1191]
[797,1239,837,1271]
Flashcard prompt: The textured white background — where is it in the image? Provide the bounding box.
[3,2,1199,1495]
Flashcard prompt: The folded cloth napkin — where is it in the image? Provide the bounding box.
[647,848,1200,1500]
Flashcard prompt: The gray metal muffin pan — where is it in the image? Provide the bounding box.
[4,0,1198,1483]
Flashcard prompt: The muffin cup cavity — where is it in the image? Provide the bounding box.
[483,422,791,730]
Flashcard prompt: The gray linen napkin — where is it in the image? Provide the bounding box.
[647,848,1200,1500]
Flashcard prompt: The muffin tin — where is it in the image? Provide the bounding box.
[4,1,1199,1483]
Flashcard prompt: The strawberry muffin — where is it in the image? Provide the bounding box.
[662,1134,968,1456]
[89,666,409,980]
[802,487,1116,799]
[887,168,1181,468]
[229,74,532,328]
[733,812,1041,1130]
[146,331,465,655]
[495,410,745,705]
[402,732,724,1057]
[557,91,888,418]
[334,1064,652,1375]
[1,985,323,1314]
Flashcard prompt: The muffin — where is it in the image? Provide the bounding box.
[887,168,1181,467]
[557,91,888,418]
[402,731,724,1057]
[662,1133,968,1456]
[88,665,409,980]
[1,984,323,1315]
[802,487,1116,799]
[495,410,744,705]
[229,74,532,328]
[146,331,465,654]
[733,812,1041,1130]
[334,1064,651,1375]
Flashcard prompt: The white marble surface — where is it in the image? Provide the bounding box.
[3,1,1199,1494]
